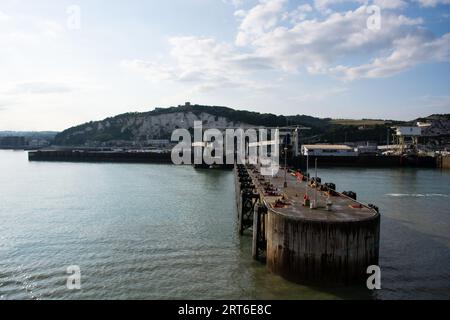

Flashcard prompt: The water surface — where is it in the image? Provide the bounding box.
[0,151,449,299]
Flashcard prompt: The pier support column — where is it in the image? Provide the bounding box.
[252,203,267,261]
[239,190,259,235]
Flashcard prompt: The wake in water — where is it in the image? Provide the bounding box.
[386,193,450,198]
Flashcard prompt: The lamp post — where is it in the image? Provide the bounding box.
[314,158,318,208]
[305,153,309,197]
[284,147,288,188]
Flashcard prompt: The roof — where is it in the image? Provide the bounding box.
[302,144,353,150]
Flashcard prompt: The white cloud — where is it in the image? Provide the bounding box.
[223,0,245,7]
[234,3,448,80]
[0,10,10,22]
[283,4,313,23]
[121,60,177,82]
[235,0,286,46]
[416,0,450,7]
[313,0,407,13]
[314,0,364,14]
[234,9,247,18]
[332,34,450,80]
[373,0,408,9]
[124,0,450,88]
[0,13,64,48]
[122,36,273,92]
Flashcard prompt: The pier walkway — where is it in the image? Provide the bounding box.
[249,168,377,222]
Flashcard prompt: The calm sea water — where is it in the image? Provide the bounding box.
[0,150,449,300]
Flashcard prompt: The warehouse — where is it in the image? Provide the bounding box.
[301,144,358,156]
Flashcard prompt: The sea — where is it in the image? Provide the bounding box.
[0,150,449,300]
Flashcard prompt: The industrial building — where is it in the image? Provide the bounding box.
[301,144,358,157]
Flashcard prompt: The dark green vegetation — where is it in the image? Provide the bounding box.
[53,104,448,147]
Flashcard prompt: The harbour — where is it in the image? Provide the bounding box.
[2,0,450,306]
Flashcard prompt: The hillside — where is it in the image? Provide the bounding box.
[54,103,407,147]
[54,104,329,146]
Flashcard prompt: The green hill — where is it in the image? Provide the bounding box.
[54,103,407,147]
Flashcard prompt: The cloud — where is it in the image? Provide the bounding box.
[235,0,286,46]
[314,0,406,12]
[372,0,408,9]
[332,34,450,80]
[122,36,274,91]
[234,3,448,80]
[0,12,64,49]
[282,4,313,23]
[314,0,363,13]
[222,0,245,7]
[416,0,450,7]
[124,0,450,88]
[121,60,177,82]
[0,10,10,22]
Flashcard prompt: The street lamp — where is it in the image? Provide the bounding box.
[284,147,288,188]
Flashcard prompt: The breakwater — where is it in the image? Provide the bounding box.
[28,149,173,163]
[29,150,438,169]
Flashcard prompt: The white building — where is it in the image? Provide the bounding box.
[394,126,422,137]
[301,144,358,157]
[392,126,422,154]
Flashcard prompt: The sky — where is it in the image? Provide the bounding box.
[0,0,450,131]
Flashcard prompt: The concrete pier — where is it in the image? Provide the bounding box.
[28,149,173,163]
[235,164,380,286]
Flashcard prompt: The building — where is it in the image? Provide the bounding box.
[394,126,422,137]
[392,126,422,154]
[301,144,358,157]
[356,144,379,155]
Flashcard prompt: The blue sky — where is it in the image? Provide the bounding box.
[0,0,449,131]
